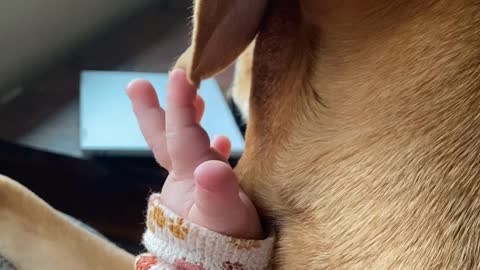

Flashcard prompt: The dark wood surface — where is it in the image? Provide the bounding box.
[0,2,237,254]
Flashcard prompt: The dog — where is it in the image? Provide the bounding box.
[176,0,480,268]
[2,0,480,269]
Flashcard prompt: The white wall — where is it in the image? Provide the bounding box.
[0,0,153,92]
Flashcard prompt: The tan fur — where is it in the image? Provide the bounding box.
[175,0,268,86]
[181,0,480,269]
[1,0,480,269]
[232,41,255,121]
[0,175,134,270]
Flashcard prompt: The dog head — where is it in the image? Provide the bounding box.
[175,1,480,268]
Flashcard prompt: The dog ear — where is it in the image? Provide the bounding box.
[174,0,268,86]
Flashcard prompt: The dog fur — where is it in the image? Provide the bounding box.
[1,0,480,269]
[0,175,134,269]
[177,0,480,269]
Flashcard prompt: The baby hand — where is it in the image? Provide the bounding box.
[127,69,262,239]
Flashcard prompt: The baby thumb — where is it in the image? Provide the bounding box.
[192,160,246,236]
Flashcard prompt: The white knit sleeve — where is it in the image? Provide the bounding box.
[135,194,275,270]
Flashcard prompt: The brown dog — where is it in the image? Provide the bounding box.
[1,0,480,269]
[176,0,480,269]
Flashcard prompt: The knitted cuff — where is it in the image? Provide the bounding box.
[142,194,275,270]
